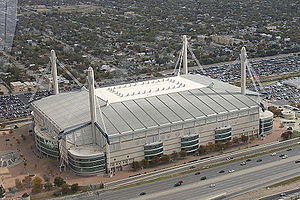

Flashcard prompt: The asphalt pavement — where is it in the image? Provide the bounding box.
[98,145,300,200]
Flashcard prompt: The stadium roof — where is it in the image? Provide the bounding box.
[31,74,259,137]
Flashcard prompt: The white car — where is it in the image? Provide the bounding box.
[228,169,235,173]
[271,152,277,156]
[209,184,216,188]
[282,155,288,159]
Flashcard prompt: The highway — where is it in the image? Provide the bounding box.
[96,145,300,200]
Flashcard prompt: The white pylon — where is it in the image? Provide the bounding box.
[182,35,188,75]
[50,50,59,95]
[87,67,97,143]
[240,47,247,95]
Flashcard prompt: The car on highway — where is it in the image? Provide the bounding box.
[271,152,277,156]
[279,154,286,158]
[226,157,233,161]
[200,176,207,180]
[228,169,235,173]
[295,160,300,163]
[195,172,201,175]
[140,192,146,196]
[287,148,292,151]
[257,159,262,162]
[209,184,216,188]
[240,162,246,166]
[246,159,251,162]
[190,166,196,169]
[174,182,181,187]
[282,155,288,159]
[219,170,225,173]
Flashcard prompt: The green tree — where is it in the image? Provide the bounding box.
[44,182,53,191]
[70,183,79,192]
[32,177,43,194]
[54,177,66,187]
[0,185,5,198]
[61,184,71,195]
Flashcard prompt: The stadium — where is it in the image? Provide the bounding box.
[31,40,273,176]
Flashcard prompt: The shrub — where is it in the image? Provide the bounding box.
[71,183,79,192]
[15,179,23,190]
[179,150,187,158]
[22,193,29,197]
[44,182,53,191]
[61,184,71,195]
[54,177,65,187]
[131,161,140,171]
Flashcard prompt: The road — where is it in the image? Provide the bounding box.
[92,145,300,200]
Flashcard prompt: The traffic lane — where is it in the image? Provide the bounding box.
[102,147,300,199]
[140,161,300,200]
[104,155,300,200]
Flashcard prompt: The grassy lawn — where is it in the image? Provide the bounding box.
[292,131,300,138]
[268,176,300,188]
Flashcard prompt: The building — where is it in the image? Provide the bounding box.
[31,46,273,176]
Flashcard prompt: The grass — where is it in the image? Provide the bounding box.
[268,176,300,188]
[292,131,300,138]
[110,143,300,191]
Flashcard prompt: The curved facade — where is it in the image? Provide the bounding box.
[68,150,106,176]
[35,127,59,158]
[144,142,163,159]
[259,111,273,136]
[215,127,232,142]
[181,135,199,153]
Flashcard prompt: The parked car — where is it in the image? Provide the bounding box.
[282,155,288,159]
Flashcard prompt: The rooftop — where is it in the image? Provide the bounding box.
[31,74,259,137]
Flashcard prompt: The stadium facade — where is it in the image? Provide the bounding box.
[31,46,273,176]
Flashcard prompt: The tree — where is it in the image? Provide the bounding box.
[241,135,248,143]
[179,150,187,158]
[54,177,66,187]
[197,145,206,155]
[131,161,140,171]
[141,159,149,168]
[151,156,160,165]
[71,183,79,192]
[61,184,71,195]
[0,185,5,198]
[160,155,170,163]
[44,182,53,191]
[171,151,179,161]
[22,176,32,189]
[15,178,23,190]
[281,131,292,140]
[33,176,42,185]
[32,177,43,194]
[250,136,256,143]
[232,137,239,145]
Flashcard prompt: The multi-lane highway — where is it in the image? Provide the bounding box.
[97,145,300,200]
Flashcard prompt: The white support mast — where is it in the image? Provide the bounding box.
[87,67,97,144]
[50,50,59,95]
[182,35,188,75]
[240,47,247,95]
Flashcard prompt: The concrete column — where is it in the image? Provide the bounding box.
[50,50,59,95]
[182,35,188,75]
[240,47,247,95]
[87,67,97,143]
